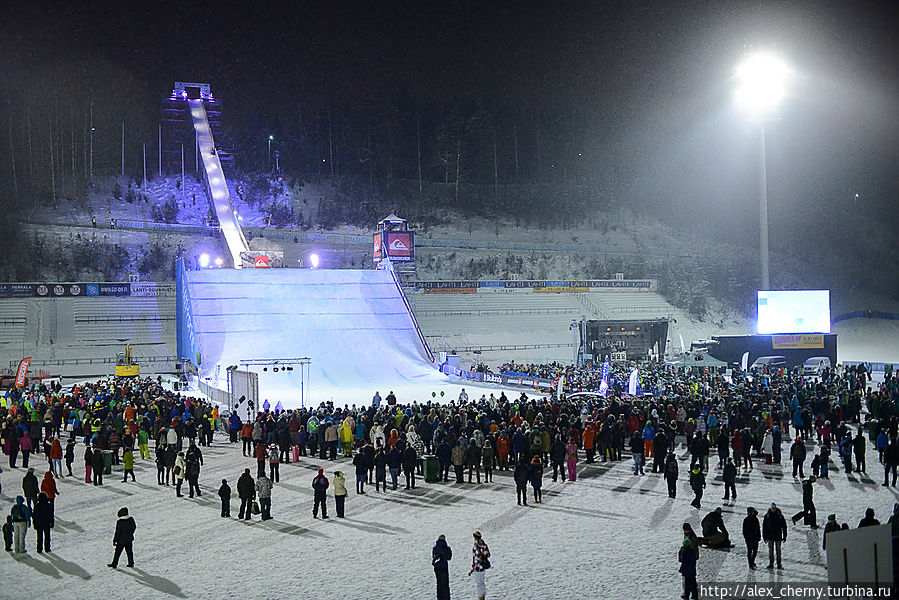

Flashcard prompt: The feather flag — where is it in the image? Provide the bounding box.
[628,369,639,396]
[599,358,610,397]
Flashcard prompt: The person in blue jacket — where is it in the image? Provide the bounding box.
[436,438,452,482]
[839,433,854,474]
[511,428,525,464]
[876,430,889,464]
[228,413,242,443]
[642,422,656,459]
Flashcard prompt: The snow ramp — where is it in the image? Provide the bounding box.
[187,268,447,406]
[187,98,249,267]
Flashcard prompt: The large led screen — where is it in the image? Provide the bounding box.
[757,290,830,334]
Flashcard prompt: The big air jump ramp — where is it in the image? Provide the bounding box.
[185,268,450,407]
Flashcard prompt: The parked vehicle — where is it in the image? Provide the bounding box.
[802,356,831,376]
[749,355,787,372]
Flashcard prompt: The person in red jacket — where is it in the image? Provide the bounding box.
[582,422,596,463]
[254,442,267,478]
[496,432,510,470]
[40,471,59,527]
[48,438,63,476]
[241,423,255,456]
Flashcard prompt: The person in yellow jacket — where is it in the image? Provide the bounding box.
[339,419,353,457]
[333,471,348,517]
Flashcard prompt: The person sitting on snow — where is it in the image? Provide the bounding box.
[699,507,734,548]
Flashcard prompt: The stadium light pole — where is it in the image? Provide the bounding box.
[735,52,789,291]
[268,135,274,169]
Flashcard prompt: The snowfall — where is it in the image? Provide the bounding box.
[1,415,895,600]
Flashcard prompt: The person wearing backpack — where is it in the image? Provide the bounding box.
[9,495,31,553]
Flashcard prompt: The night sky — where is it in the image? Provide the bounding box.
[2,1,898,248]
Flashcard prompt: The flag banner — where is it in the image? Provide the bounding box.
[14,357,31,388]
[599,358,610,397]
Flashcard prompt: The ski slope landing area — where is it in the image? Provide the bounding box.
[188,268,449,406]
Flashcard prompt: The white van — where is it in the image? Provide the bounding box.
[749,356,787,372]
[802,357,831,376]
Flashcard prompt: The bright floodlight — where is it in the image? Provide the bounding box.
[214,257,224,267]
[735,53,789,115]
[268,135,274,140]
[198,253,210,268]
[309,253,320,268]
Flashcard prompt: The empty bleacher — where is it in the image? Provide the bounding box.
[407,285,682,365]
[69,296,176,349]
[0,291,177,378]
[0,299,28,351]
[408,290,585,363]
[584,290,677,319]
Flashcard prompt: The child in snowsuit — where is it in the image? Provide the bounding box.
[565,438,578,482]
[3,516,12,551]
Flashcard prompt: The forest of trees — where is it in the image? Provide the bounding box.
[0,59,629,229]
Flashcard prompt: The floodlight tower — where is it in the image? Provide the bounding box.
[735,52,790,291]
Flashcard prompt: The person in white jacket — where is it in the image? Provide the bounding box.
[371,424,386,450]
[174,453,186,498]
[166,427,178,452]
[762,430,774,464]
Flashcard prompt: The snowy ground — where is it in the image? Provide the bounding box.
[2,430,893,599]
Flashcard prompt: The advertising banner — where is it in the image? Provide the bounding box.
[130,282,158,297]
[373,234,382,260]
[0,283,34,297]
[423,287,477,294]
[14,357,31,387]
[533,286,589,293]
[419,281,479,292]
[0,282,161,298]
[240,251,283,269]
[438,364,553,390]
[98,283,131,296]
[385,231,414,262]
[34,283,86,297]
[175,258,201,366]
[772,334,825,349]
[416,279,655,291]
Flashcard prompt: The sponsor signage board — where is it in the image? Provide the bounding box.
[384,231,414,262]
[772,334,825,349]
[417,280,654,291]
[0,283,34,297]
[130,282,158,297]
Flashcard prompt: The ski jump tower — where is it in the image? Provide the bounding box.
[373,214,416,277]
[162,82,249,268]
